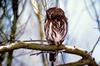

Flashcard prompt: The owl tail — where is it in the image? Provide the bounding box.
[49,53,56,61]
[49,53,56,66]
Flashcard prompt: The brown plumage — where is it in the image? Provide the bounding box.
[44,7,68,62]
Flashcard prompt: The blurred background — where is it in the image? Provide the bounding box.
[0,0,100,66]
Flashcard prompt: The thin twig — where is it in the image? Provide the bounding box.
[18,0,27,17]
[90,0,100,31]
[41,0,47,11]
[56,0,59,7]
[89,0,100,55]
[91,36,100,55]
[15,14,31,39]
[13,51,34,57]
[60,52,65,64]
[30,51,46,56]
[84,0,95,20]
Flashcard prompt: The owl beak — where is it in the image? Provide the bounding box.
[49,15,51,19]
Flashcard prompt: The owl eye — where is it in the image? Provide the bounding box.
[51,14,56,19]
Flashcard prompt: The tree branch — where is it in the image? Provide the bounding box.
[0,42,98,66]
[58,59,90,66]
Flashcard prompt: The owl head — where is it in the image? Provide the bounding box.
[46,7,65,19]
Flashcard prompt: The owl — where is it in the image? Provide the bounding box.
[44,7,68,62]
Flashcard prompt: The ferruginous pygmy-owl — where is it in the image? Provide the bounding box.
[44,7,68,62]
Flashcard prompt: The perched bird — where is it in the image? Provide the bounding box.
[44,7,68,65]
